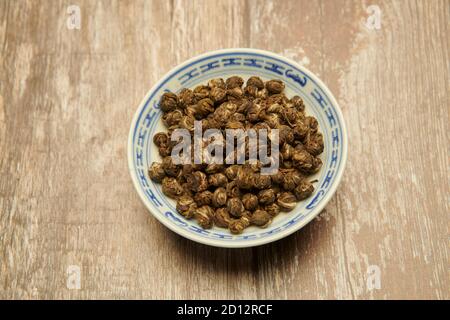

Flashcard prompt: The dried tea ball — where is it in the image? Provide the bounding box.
[244,85,259,98]
[250,210,272,227]
[271,171,285,185]
[159,92,178,112]
[282,170,303,191]
[178,115,195,132]
[227,87,244,99]
[277,192,297,211]
[162,177,183,199]
[227,197,245,217]
[230,112,246,122]
[194,190,213,206]
[236,167,254,190]
[305,133,324,156]
[153,132,169,147]
[195,98,214,118]
[229,219,245,234]
[279,125,295,145]
[240,215,251,229]
[208,173,228,187]
[180,182,194,197]
[178,88,195,106]
[304,116,319,132]
[187,171,208,192]
[294,180,315,200]
[213,208,231,228]
[229,216,250,234]
[242,193,259,211]
[293,120,309,140]
[281,107,299,127]
[226,181,242,198]
[226,76,244,89]
[265,79,285,94]
[158,144,172,157]
[162,156,180,177]
[210,87,227,103]
[266,102,283,113]
[281,143,294,160]
[176,195,196,219]
[265,203,280,217]
[290,95,305,111]
[193,85,210,100]
[253,174,272,190]
[258,189,276,205]
[195,205,214,229]
[212,187,227,208]
[162,109,183,128]
[208,78,226,89]
[263,113,282,129]
[292,149,314,172]
[148,162,166,182]
[246,76,264,89]
[246,103,264,123]
[310,157,323,173]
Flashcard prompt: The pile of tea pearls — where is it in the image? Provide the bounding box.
[148,76,324,234]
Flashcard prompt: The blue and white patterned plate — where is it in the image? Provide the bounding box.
[128,49,347,248]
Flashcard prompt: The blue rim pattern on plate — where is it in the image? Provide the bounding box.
[128,49,347,248]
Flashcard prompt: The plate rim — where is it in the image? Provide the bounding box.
[127,48,348,248]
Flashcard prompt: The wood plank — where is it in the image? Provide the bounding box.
[0,0,448,299]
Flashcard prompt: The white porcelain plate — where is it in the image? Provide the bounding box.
[128,48,347,248]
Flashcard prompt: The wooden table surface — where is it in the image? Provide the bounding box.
[0,0,448,300]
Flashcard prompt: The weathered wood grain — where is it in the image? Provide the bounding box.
[0,0,448,299]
